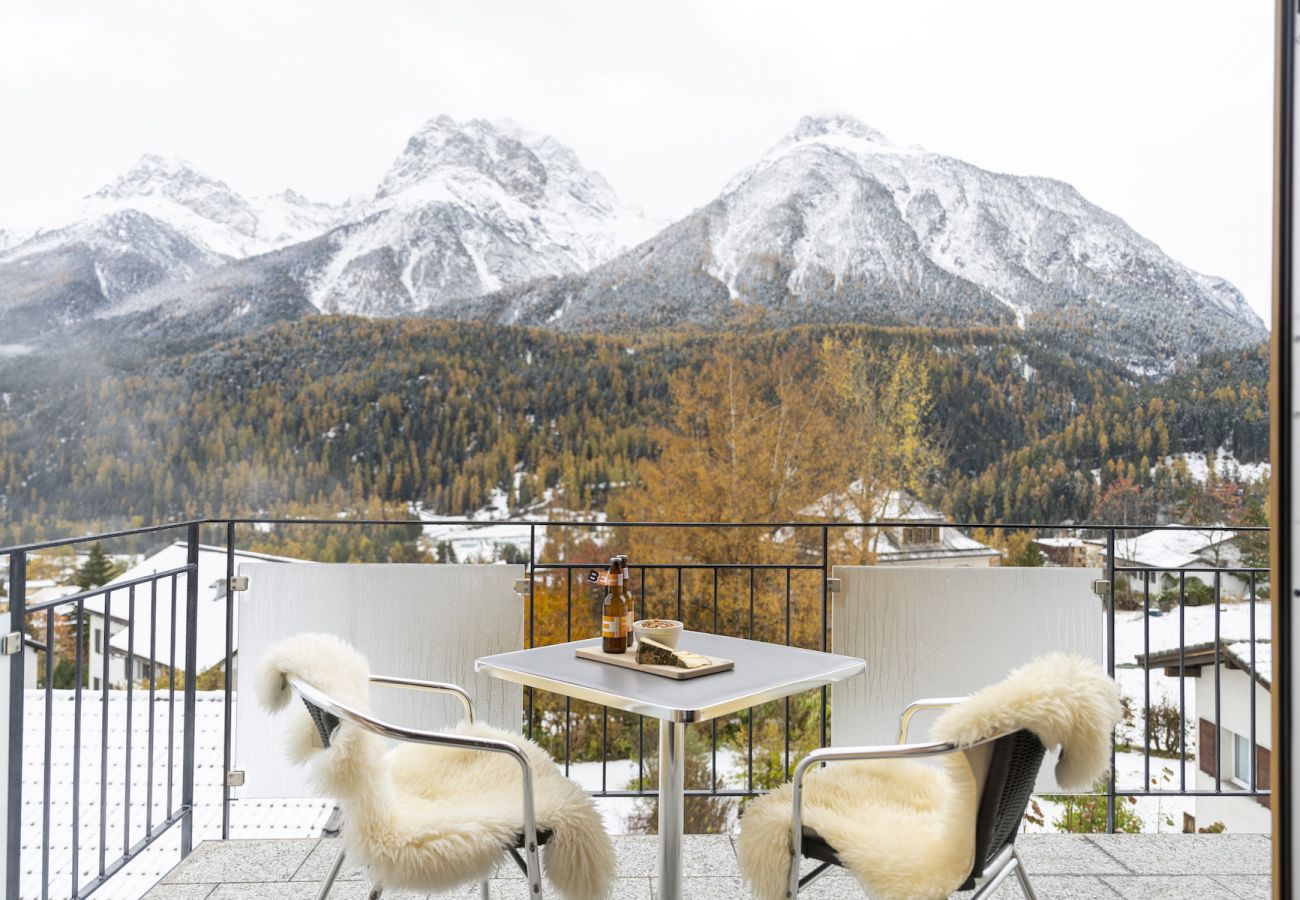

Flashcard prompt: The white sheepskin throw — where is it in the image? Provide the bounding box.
[737,653,1120,900]
[257,633,617,900]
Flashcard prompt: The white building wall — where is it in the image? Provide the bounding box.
[830,566,1102,792]
[1193,665,1272,833]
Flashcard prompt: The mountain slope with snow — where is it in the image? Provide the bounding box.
[301,115,651,316]
[470,115,1265,370]
[98,116,653,330]
[0,155,349,339]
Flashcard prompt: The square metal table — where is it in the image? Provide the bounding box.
[476,631,865,899]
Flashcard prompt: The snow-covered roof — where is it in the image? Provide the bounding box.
[27,584,79,608]
[785,487,998,562]
[21,689,332,900]
[84,543,301,673]
[869,526,1000,563]
[799,486,948,522]
[1033,537,1090,548]
[1134,636,1271,690]
[1110,526,1237,570]
[1225,641,1272,688]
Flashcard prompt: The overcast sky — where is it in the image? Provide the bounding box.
[0,0,1276,321]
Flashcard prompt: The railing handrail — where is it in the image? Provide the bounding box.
[0,515,1269,556]
[0,514,1275,899]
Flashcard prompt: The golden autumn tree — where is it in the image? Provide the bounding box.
[814,337,945,563]
[608,345,837,566]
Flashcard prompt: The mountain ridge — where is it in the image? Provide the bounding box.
[469,115,1264,373]
[0,114,1266,373]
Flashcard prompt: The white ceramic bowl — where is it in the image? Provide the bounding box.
[632,619,684,649]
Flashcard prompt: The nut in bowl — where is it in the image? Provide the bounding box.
[632,618,684,649]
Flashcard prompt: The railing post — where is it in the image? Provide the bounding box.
[5,551,26,898]
[180,524,200,856]
[1105,528,1117,834]
[222,521,235,839]
[821,525,829,749]
[526,524,535,739]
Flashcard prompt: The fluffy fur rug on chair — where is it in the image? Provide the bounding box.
[257,633,616,900]
[737,654,1121,900]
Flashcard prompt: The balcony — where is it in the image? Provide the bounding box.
[146,832,1272,899]
[0,517,1273,899]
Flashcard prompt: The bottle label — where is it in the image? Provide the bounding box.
[602,615,625,638]
[624,611,634,635]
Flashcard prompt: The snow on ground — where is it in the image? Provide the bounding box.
[1156,446,1271,484]
[1113,601,1270,665]
[413,474,609,562]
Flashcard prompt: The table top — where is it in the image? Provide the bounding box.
[475,631,865,723]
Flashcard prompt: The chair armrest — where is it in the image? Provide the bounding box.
[787,740,962,899]
[896,696,968,743]
[369,674,475,723]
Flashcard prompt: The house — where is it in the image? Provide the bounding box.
[1032,536,1104,568]
[796,487,1000,566]
[1136,639,1271,833]
[82,542,300,689]
[1103,526,1247,599]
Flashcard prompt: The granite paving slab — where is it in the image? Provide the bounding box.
[149,833,1272,899]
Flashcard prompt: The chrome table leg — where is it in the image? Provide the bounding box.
[658,719,685,900]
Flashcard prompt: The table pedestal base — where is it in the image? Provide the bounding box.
[657,719,685,899]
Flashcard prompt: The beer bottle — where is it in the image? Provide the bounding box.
[601,556,629,654]
[615,554,634,638]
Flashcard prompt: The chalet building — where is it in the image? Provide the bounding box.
[796,487,1000,566]
[1032,537,1103,568]
[1100,526,1247,599]
[82,542,299,689]
[1136,639,1271,833]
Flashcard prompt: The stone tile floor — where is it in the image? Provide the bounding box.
[145,833,1272,899]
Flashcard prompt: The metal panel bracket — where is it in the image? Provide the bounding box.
[228,576,249,593]
[1092,579,1111,599]
[826,578,842,594]
[514,578,531,595]
[0,633,21,656]
[225,770,245,787]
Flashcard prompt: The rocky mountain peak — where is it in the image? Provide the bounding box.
[88,153,259,238]
[783,114,891,146]
[376,115,548,202]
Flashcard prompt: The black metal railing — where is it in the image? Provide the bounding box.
[0,516,1271,898]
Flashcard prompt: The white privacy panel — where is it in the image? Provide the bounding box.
[235,563,524,798]
[831,566,1103,792]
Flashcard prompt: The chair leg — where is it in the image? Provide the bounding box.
[480,878,491,899]
[1012,849,1039,900]
[969,850,1019,899]
[316,844,347,900]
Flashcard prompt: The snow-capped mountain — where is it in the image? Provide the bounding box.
[83,116,652,331]
[1,113,1267,372]
[301,115,651,316]
[0,155,350,338]
[0,228,26,253]
[471,115,1266,370]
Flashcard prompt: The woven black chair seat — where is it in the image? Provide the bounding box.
[513,829,553,848]
[799,828,843,867]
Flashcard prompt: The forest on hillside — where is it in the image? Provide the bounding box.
[0,317,1271,551]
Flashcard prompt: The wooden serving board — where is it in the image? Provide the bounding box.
[575,645,734,680]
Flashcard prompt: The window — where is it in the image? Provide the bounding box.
[1233,732,1252,786]
[902,525,941,545]
[93,628,102,654]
